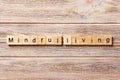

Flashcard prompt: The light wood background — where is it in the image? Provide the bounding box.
[0,0,120,80]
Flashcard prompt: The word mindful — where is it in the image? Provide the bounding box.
[7,35,113,46]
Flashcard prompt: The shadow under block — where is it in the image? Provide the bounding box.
[7,35,113,46]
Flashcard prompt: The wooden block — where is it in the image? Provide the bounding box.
[22,36,30,45]
[7,35,23,45]
[71,36,81,45]
[15,36,23,45]
[63,36,72,45]
[7,35,15,45]
[46,36,62,45]
[106,36,113,45]
[29,36,38,45]
[38,36,46,45]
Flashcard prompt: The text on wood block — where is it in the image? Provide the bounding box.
[7,35,113,46]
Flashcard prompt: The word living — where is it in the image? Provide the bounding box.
[7,35,113,46]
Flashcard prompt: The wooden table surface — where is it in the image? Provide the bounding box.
[0,0,120,80]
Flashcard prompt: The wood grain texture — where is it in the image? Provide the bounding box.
[0,58,120,80]
[0,24,119,56]
[0,0,120,79]
[0,0,120,23]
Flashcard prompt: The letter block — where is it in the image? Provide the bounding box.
[63,35,72,45]
[22,36,30,45]
[7,35,14,45]
[29,36,38,45]
[38,36,46,45]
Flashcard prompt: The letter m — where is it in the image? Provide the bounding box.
[8,38,14,42]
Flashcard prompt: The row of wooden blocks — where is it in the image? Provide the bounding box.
[7,35,113,46]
